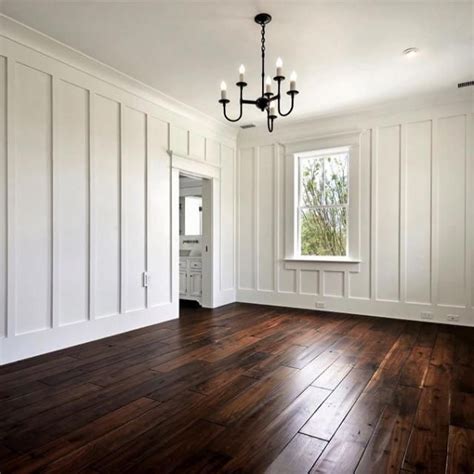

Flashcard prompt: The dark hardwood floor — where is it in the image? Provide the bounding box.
[0,303,473,473]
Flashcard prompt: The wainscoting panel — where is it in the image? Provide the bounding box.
[0,20,237,364]
[93,94,121,319]
[437,115,467,307]
[375,125,401,302]
[238,147,255,290]
[257,145,275,292]
[237,102,473,326]
[0,56,6,338]
[122,106,147,313]
[56,80,89,326]
[15,63,52,335]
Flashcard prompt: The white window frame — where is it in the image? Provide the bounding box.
[284,131,362,266]
[296,146,350,258]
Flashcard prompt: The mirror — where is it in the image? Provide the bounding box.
[179,195,202,235]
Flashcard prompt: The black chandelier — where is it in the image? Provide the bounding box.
[218,13,299,132]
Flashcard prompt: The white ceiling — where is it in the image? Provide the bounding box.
[1,1,472,126]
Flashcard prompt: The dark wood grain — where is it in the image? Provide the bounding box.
[0,302,472,473]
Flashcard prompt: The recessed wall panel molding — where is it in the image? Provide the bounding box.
[300,270,319,295]
[0,56,6,337]
[348,130,371,300]
[170,125,188,156]
[206,138,220,165]
[323,271,344,297]
[189,131,205,160]
[93,94,121,318]
[122,106,147,312]
[56,80,89,326]
[437,114,467,307]
[147,116,171,307]
[375,125,401,302]
[221,145,235,292]
[15,63,53,335]
[257,145,275,291]
[405,120,432,304]
[238,147,255,290]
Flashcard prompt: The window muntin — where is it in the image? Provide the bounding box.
[297,148,349,257]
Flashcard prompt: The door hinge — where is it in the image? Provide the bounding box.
[142,272,151,287]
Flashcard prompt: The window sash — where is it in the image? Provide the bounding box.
[296,152,349,257]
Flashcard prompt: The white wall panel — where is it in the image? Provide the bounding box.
[300,270,319,295]
[15,63,52,334]
[147,116,171,306]
[123,106,146,312]
[324,271,344,297]
[93,94,120,318]
[0,57,6,337]
[376,125,401,302]
[189,131,205,160]
[238,147,255,289]
[257,145,275,291]
[221,145,235,291]
[206,139,220,165]
[405,120,432,304]
[349,131,371,299]
[56,80,89,325]
[170,125,188,156]
[438,115,466,306]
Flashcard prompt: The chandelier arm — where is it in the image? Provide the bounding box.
[221,87,245,122]
[276,80,296,117]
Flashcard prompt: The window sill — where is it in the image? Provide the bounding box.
[284,257,361,263]
[284,256,361,272]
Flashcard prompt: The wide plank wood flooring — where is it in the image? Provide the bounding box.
[0,303,473,473]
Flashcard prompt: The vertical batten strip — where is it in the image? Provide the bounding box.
[236,147,241,290]
[400,123,407,303]
[5,57,15,338]
[370,128,377,301]
[88,92,95,320]
[119,103,125,314]
[51,75,59,328]
[431,118,439,307]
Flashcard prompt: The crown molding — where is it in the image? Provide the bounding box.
[0,14,238,142]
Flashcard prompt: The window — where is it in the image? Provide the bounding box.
[296,147,349,257]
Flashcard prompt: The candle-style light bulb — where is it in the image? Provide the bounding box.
[239,64,245,82]
[270,105,276,117]
[290,71,297,91]
[220,81,227,100]
[265,75,272,94]
[276,57,283,77]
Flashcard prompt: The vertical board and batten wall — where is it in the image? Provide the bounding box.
[238,101,474,326]
[0,18,237,364]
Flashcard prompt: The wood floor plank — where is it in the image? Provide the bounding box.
[0,303,472,473]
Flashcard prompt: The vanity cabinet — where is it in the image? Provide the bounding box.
[179,257,202,303]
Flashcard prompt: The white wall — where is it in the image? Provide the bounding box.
[237,98,474,326]
[0,16,237,364]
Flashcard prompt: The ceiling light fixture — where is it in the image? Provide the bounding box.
[403,47,419,57]
[218,13,299,132]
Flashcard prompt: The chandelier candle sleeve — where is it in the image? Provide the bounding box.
[276,57,283,77]
[239,65,245,82]
[218,13,299,132]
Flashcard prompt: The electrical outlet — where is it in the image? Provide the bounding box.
[446,314,460,323]
[420,311,433,320]
[315,302,325,309]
